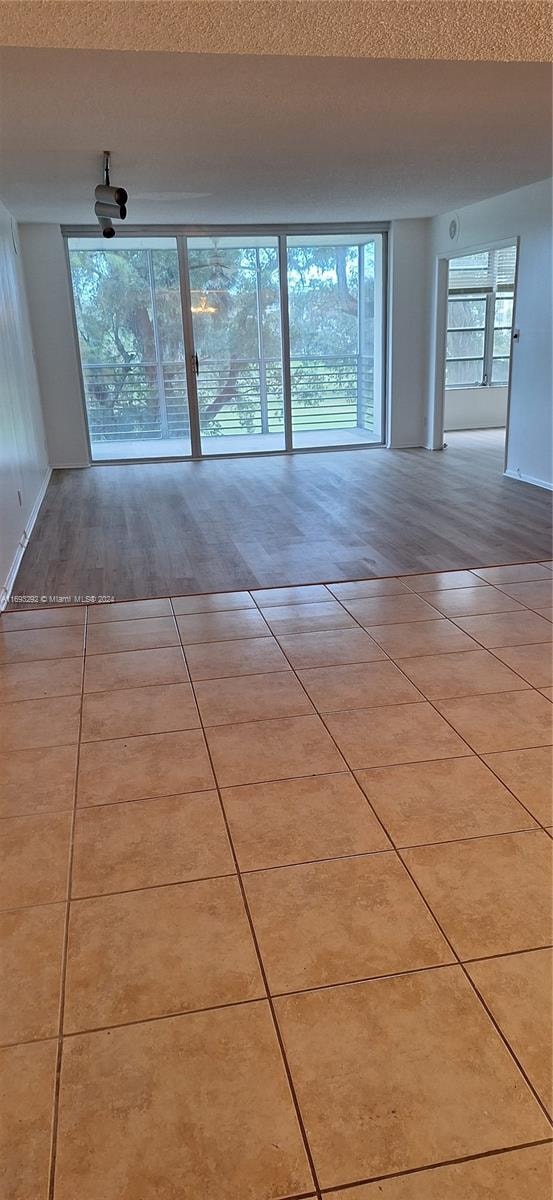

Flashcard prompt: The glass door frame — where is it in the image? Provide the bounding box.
[63,223,389,463]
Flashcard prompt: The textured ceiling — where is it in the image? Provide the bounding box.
[0,46,550,223]
[2,0,552,62]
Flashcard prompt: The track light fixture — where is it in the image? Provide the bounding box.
[95,151,128,237]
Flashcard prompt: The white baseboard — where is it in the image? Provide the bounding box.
[504,467,553,492]
[0,468,52,611]
[387,440,425,450]
[50,461,90,469]
[444,424,505,432]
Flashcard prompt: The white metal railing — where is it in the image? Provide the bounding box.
[82,355,375,443]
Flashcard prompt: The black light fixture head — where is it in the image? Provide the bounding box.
[95,152,128,237]
[97,216,116,239]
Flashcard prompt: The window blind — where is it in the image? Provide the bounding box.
[449,245,517,292]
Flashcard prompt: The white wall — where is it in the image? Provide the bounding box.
[17,191,551,484]
[444,386,507,432]
[19,224,90,467]
[387,218,430,448]
[0,201,50,606]
[429,178,553,488]
[18,218,432,462]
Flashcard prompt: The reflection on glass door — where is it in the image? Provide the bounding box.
[68,237,191,460]
[286,234,384,447]
[187,236,285,454]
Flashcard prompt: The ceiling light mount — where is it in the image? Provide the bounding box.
[94,151,128,237]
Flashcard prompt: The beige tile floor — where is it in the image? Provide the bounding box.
[1,562,552,1199]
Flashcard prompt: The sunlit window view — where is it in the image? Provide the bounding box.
[68,230,385,461]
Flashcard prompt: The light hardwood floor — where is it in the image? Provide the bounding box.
[10,431,552,605]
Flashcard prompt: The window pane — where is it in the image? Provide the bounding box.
[447,298,486,329]
[68,239,191,459]
[447,330,485,359]
[152,251,184,361]
[493,328,511,357]
[448,253,490,289]
[188,236,285,454]
[286,235,385,447]
[450,253,489,271]
[287,242,358,356]
[445,359,483,387]
[492,357,510,384]
[69,248,153,364]
[495,296,513,326]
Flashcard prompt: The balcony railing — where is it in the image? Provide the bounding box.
[81,355,375,443]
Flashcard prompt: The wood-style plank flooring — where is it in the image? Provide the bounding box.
[11,431,552,605]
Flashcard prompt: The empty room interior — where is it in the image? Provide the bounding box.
[1,3,553,1198]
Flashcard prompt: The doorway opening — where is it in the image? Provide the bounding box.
[67,227,387,462]
[443,244,517,464]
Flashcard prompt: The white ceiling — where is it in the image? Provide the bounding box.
[2,0,549,62]
[0,46,551,224]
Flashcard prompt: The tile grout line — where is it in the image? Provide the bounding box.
[5,946,553,1050]
[417,671,553,836]
[372,783,553,1128]
[319,1137,553,1194]
[483,639,553,692]
[414,599,538,619]
[2,586,550,665]
[47,612,88,1200]
[320,590,553,1126]
[170,598,324,1200]
[398,841,553,1126]
[238,602,501,1186]
[463,747,552,836]
[1,677,196,710]
[4,824,549,917]
[3,568,552,1192]
[71,587,551,852]
[462,943,553,966]
[396,813,553,1124]
[4,735,549,827]
[3,557,551,617]
[334,641,544,664]
[317,594,552,832]
[21,688,553,755]
[333,578,550,830]
[11,965,470,1045]
[2,609,549,822]
[320,590,553,836]
[444,609,552,650]
[3,587,550,635]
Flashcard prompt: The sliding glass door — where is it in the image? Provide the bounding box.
[68,228,386,461]
[187,235,285,454]
[68,238,191,460]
